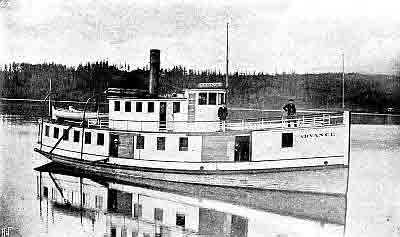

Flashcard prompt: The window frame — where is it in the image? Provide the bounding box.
[45,125,50,137]
[84,132,91,144]
[136,102,143,112]
[136,135,144,149]
[198,93,207,105]
[218,93,226,105]
[173,102,180,113]
[281,133,294,148]
[125,101,131,112]
[176,213,185,227]
[53,127,59,139]
[157,137,166,150]
[97,133,104,146]
[148,102,155,113]
[73,130,80,143]
[179,137,188,151]
[62,128,69,140]
[208,92,217,105]
[114,101,120,111]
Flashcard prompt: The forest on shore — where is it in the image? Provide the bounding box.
[0,62,399,112]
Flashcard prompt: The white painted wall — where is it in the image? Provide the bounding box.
[252,125,347,163]
[131,133,202,162]
[108,98,188,131]
[41,122,109,161]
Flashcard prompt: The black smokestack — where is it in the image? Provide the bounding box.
[149,49,160,95]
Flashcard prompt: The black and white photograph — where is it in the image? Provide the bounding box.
[1,0,400,236]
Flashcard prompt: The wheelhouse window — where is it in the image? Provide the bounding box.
[73,130,80,142]
[53,127,59,139]
[136,135,144,149]
[157,137,165,150]
[179,137,188,151]
[176,213,185,227]
[198,93,207,105]
[125,101,131,112]
[45,125,50,137]
[114,101,120,111]
[218,93,225,105]
[97,133,104,146]
[148,102,154,113]
[136,102,143,112]
[62,128,69,140]
[173,102,180,113]
[85,132,91,144]
[208,93,217,105]
[282,133,293,148]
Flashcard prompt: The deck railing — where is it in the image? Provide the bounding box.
[84,112,344,132]
[226,112,344,131]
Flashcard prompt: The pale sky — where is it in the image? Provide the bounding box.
[1,0,400,74]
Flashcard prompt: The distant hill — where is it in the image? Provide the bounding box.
[0,62,399,112]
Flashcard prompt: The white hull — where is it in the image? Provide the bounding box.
[35,149,347,195]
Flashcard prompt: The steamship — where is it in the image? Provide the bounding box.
[34,49,350,195]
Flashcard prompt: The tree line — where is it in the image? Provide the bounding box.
[1,62,399,112]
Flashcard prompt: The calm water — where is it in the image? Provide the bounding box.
[0,101,399,237]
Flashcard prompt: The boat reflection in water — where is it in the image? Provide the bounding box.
[35,163,344,237]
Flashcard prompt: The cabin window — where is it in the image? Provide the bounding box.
[125,101,131,112]
[173,102,180,113]
[97,133,104,146]
[198,93,207,105]
[136,102,143,112]
[136,135,144,149]
[114,101,120,111]
[179,137,188,151]
[282,133,293,148]
[154,208,163,221]
[176,213,185,227]
[43,186,48,198]
[62,128,69,140]
[218,93,225,105]
[73,130,80,142]
[157,137,165,150]
[53,127,59,139]
[208,93,217,105]
[45,125,50,137]
[148,102,154,112]
[85,132,91,144]
[134,203,142,218]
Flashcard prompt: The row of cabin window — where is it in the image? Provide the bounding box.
[114,101,181,113]
[44,125,104,145]
[198,92,225,105]
[135,136,188,151]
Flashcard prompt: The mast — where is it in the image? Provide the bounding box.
[225,22,229,102]
[342,53,345,109]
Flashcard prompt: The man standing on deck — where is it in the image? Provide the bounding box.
[218,104,228,131]
[283,99,297,119]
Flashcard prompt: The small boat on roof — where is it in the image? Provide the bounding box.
[34,49,350,195]
[52,105,107,122]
